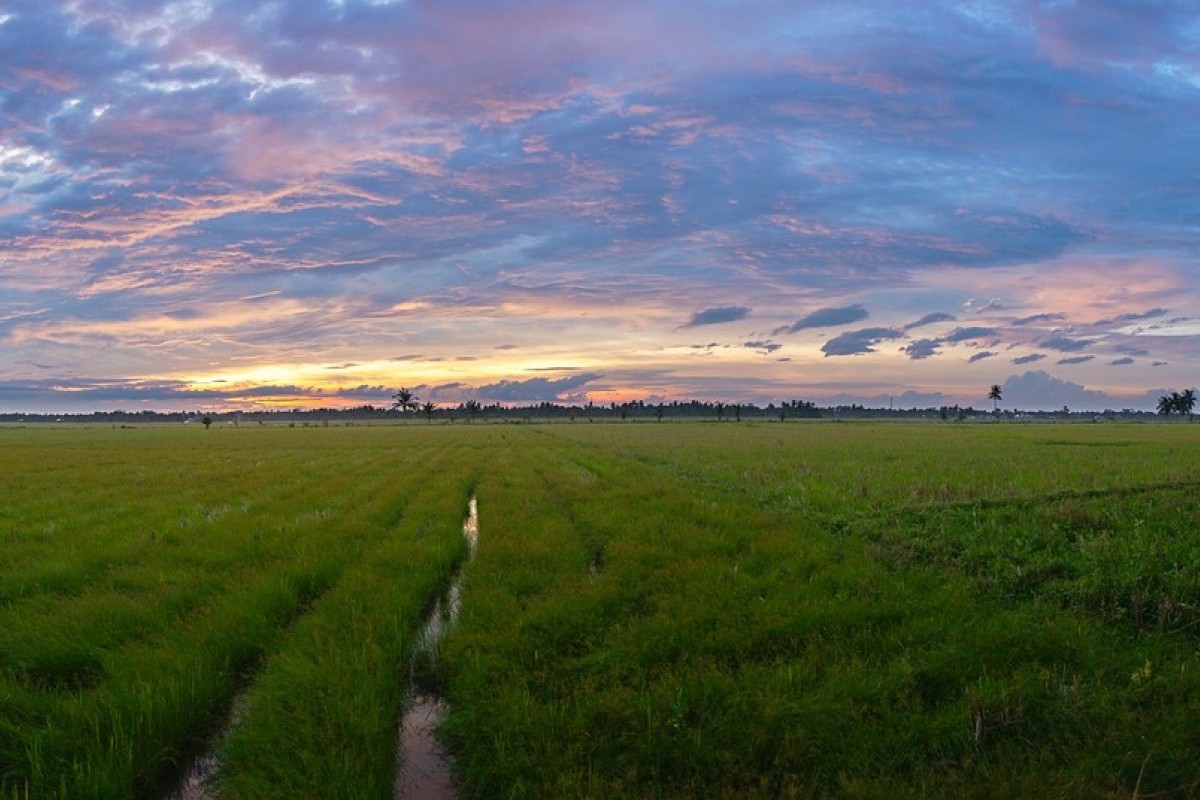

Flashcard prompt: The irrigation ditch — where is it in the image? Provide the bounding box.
[158,495,479,800]
[394,494,477,799]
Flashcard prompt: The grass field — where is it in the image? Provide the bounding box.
[1,421,1198,798]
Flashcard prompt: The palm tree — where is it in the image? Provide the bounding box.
[462,399,482,423]
[988,384,1002,413]
[421,401,436,423]
[392,387,418,413]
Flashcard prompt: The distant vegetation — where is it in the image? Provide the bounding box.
[0,395,1173,425]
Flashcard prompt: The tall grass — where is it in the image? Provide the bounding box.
[440,423,1200,798]
[215,458,478,798]
[0,427,476,798]
[4,422,1200,798]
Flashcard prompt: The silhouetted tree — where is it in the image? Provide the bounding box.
[988,384,1002,412]
[392,387,418,413]
[1181,388,1196,421]
[421,401,436,423]
[462,399,482,423]
[1159,389,1196,420]
[201,415,213,429]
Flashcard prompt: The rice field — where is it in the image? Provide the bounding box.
[1,421,1198,798]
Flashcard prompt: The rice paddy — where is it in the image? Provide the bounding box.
[1,421,1198,798]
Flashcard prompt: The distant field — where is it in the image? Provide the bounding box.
[1,422,1198,798]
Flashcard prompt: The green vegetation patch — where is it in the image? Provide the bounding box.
[3,422,1199,798]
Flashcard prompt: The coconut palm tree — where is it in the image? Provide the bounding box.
[988,384,1002,413]
[421,401,436,423]
[392,387,418,413]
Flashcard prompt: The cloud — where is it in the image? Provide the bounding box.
[743,340,782,354]
[1041,335,1092,352]
[1113,344,1149,356]
[473,373,601,403]
[1094,307,1169,327]
[682,306,751,327]
[1109,357,1134,366]
[1056,355,1095,365]
[777,304,869,335]
[902,339,941,360]
[968,351,997,363]
[821,327,903,357]
[1001,371,1111,411]
[903,312,956,331]
[1012,353,1047,365]
[1012,313,1066,326]
[944,326,997,343]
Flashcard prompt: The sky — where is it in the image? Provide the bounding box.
[2,0,1199,413]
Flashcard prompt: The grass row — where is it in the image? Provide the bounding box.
[214,459,477,797]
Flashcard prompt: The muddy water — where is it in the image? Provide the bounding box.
[394,495,477,799]
[162,697,246,800]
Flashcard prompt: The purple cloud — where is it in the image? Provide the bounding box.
[474,373,601,403]
[904,312,956,331]
[1056,355,1096,365]
[968,351,997,363]
[821,327,903,357]
[683,306,751,327]
[1012,354,1046,365]
[903,339,942,360]
[1001,371,1111,411]
[944,327,997,343]
[1013,313,1066,326]
[777,305,869,335]
[1042,335,1092,352]
[1094,308,1168,327]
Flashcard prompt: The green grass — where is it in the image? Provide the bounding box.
[2,421,1199,798]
